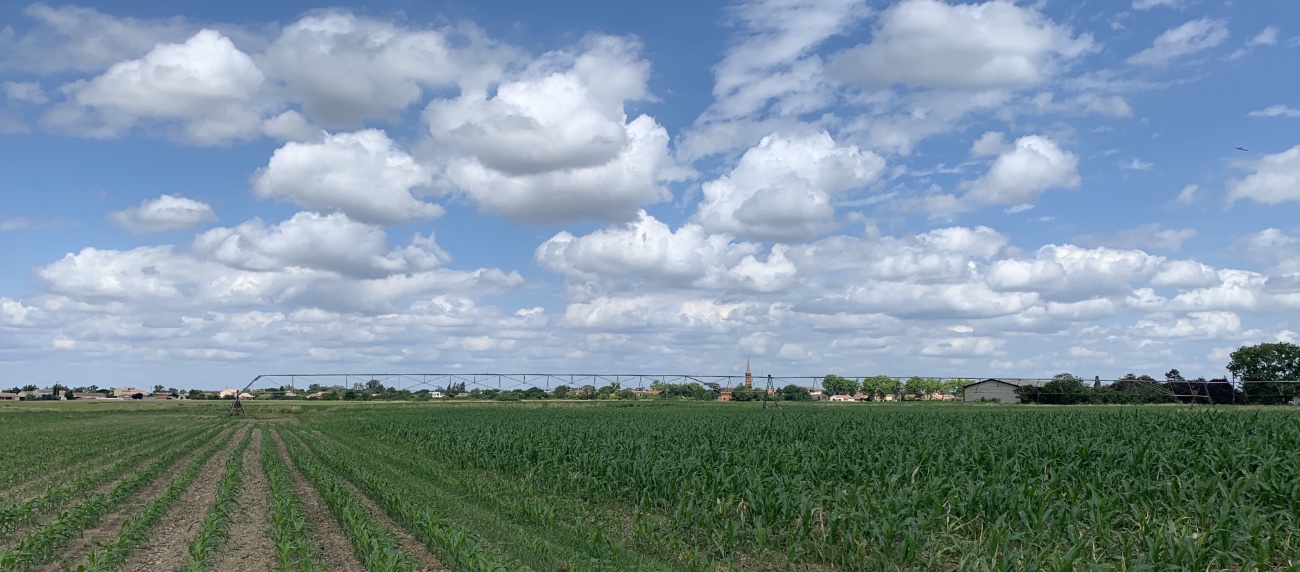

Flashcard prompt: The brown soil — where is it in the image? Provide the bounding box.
[207,428,277,572]
[270,428,365,572]
[110,425,251,572]
[32,425,242,572]
[284,431,450,572]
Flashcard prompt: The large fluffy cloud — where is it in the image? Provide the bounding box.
[536,211,797,293]
[830,0,1094,89]
[191,212,449,279]
[927,135,1080,213]
[108,195,217,234]
[693,131,885,242]
[432,35,680,224]
[264,12,518,126]
[252,129,442,225]
[1226,145,1300,205]
[42,30,265,145]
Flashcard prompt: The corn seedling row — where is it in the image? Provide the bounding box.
[0,424,220,537]
[284,427,521,572]
[0,425,236,571]
[277,428,417,572]
[80,427,241,572]
[179,428,255,571]
[309,405,1300,570]
[261,428,321,572]
[295,424,678,572]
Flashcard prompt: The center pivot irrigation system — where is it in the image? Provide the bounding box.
[229,372,1300,407]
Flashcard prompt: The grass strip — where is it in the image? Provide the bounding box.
[80,427,241,571]
[277,427,416,572]
[0,425,235,571]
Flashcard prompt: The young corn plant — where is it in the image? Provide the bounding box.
[276,428,416,572]
[79,428,239,572]
[261,431,320,572]
[179,429,253,572]
[0,427,237,572]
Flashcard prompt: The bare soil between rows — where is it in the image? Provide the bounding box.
[207,428,277,572]
[270,427,365,572]
[289,431,450,572]
[34,425,244,572]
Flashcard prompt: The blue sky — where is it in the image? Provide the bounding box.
[1,0,1298,390]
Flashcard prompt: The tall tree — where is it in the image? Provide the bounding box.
[822,375,858,396]
[1227,342,1300,404]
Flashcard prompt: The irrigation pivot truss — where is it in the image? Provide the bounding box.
[242,372,1299,404]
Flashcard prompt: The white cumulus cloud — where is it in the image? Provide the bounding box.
[694,131,885,242]
[252,129,441,225]
[830,0,1094,89]
[108,195,216,234]
[43,29,264,145]
[1227,145,1300,205]
[434,36,679,224]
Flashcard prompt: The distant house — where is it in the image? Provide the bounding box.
[0,392,19,401]
[629,389,660,398]
[218,388,240,399]
[73,392,107,400]
[429,391,444,399]
[963,379,1048,404]
[306,392,327,399]
[829,394,854,402]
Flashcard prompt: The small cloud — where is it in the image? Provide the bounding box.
[1076,223,1196,252]
[0,217,34,231]
[1174,184,1198,205]
[970,131,1008,157]
[1249,105,1300,119]
[1250,26,1280,46]
[2,81,46,104]
[1131,0,1180,9]
[107,194,216,234]
[1128,18,1229,67]
[1120,158,1154,171]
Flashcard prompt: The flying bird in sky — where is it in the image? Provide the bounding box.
[1236,146,1249,151]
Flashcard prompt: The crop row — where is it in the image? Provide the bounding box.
[310,405,1300,570]
[81,427,244,572]
[0,416,209,493]
[283,426,521,572]
[277,428,416,571]
[181,428,254,571]
[292,423,676,571]
[261,430,320,572]
[0,425,236,571]
[0,423,220,537]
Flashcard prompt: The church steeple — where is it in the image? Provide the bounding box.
[745,357,753,387]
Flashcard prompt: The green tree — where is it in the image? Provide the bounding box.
[731,385,761,402]
[780,384,812,401]
[861,376,901,400]
[553,385,571,399]
[822,374,858,396]
[1227,342,1300,404]
[152,384,165,393]
[365,379,385,393]
[903,376,934,399]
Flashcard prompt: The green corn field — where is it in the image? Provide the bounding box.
[0,401,1297,571]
